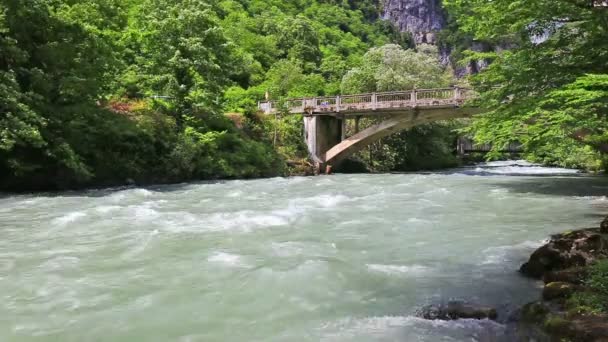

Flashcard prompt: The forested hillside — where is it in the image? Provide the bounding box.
[0,0,407,191]
[1,0,606,191]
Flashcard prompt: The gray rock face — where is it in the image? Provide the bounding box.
[382,0,446,44]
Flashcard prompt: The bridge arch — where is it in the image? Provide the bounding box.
[259,87,481,173]
[324,108,475,166]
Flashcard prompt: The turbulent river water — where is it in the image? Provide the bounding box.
[1,161,608,342]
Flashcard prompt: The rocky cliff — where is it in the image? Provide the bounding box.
[382,0,446,44]
[382,0,492,75]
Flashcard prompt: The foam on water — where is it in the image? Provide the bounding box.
[1,161,605,341]
[207,252,246,268]
[50,212,87,226]
[480,240,546,265]
[366,264,430,276]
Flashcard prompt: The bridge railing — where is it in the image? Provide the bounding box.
[258,87,473,115]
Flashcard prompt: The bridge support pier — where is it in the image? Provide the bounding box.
[303,116,344,171]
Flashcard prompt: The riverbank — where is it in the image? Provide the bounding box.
[516,217,608,341]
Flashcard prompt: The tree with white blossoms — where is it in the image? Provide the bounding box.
[341,44,454,94]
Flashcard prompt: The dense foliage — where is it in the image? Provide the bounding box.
[444,0,608,170]
[7,0,605,191]
[1,0,406,191]
[219,0,408,111]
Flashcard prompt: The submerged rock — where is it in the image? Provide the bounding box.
[520,228,608,279]
[418,301,498,321]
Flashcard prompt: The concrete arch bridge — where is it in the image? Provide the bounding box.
[259,87,481,173]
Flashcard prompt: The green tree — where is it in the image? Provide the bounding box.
[340,44,460,171]
[341,44,452,93]
[444,0,608,169]
[0,0,125,189]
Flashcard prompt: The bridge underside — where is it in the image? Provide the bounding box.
[304,107,480,172]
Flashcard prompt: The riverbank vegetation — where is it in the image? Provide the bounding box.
[0,0,286,191]
[0,0,455,191]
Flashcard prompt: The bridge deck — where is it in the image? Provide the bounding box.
[258,87,474,115]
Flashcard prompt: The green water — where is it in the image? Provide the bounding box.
[1,162,607,341]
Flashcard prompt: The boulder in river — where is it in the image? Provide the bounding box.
[601,216,608,234]
[519,228,608,279]
[418,301,498,321]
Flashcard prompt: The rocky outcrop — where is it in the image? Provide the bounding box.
[520,302,608,342]
[542,281,579,301]
[382,0,445,44]
[519,228,608,279]
[517,220,608,342]
[543,267,587,285]
[418,301,498,320]
[381,0,497,74]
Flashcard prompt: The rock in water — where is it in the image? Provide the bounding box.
[520,228,608,279]
[418,301,498,321]
[601,216,608,234]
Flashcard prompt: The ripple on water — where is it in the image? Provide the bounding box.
[50,212,87,227]
[207,252,247,268]
[366,264,430,277]
[319,315,506,341]
[480,240,546,265]
[1,162,605,341]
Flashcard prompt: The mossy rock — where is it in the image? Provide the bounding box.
[521,302,550,323]
[543,314,572,335]
[543,282,579,301]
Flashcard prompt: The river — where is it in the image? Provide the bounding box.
[1,161,607,341]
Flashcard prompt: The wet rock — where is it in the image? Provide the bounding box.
[520,228,608,279]
[542,282,578,301]
[601,216,608,234]
[543,267,587,285]
[418,301,498,321]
